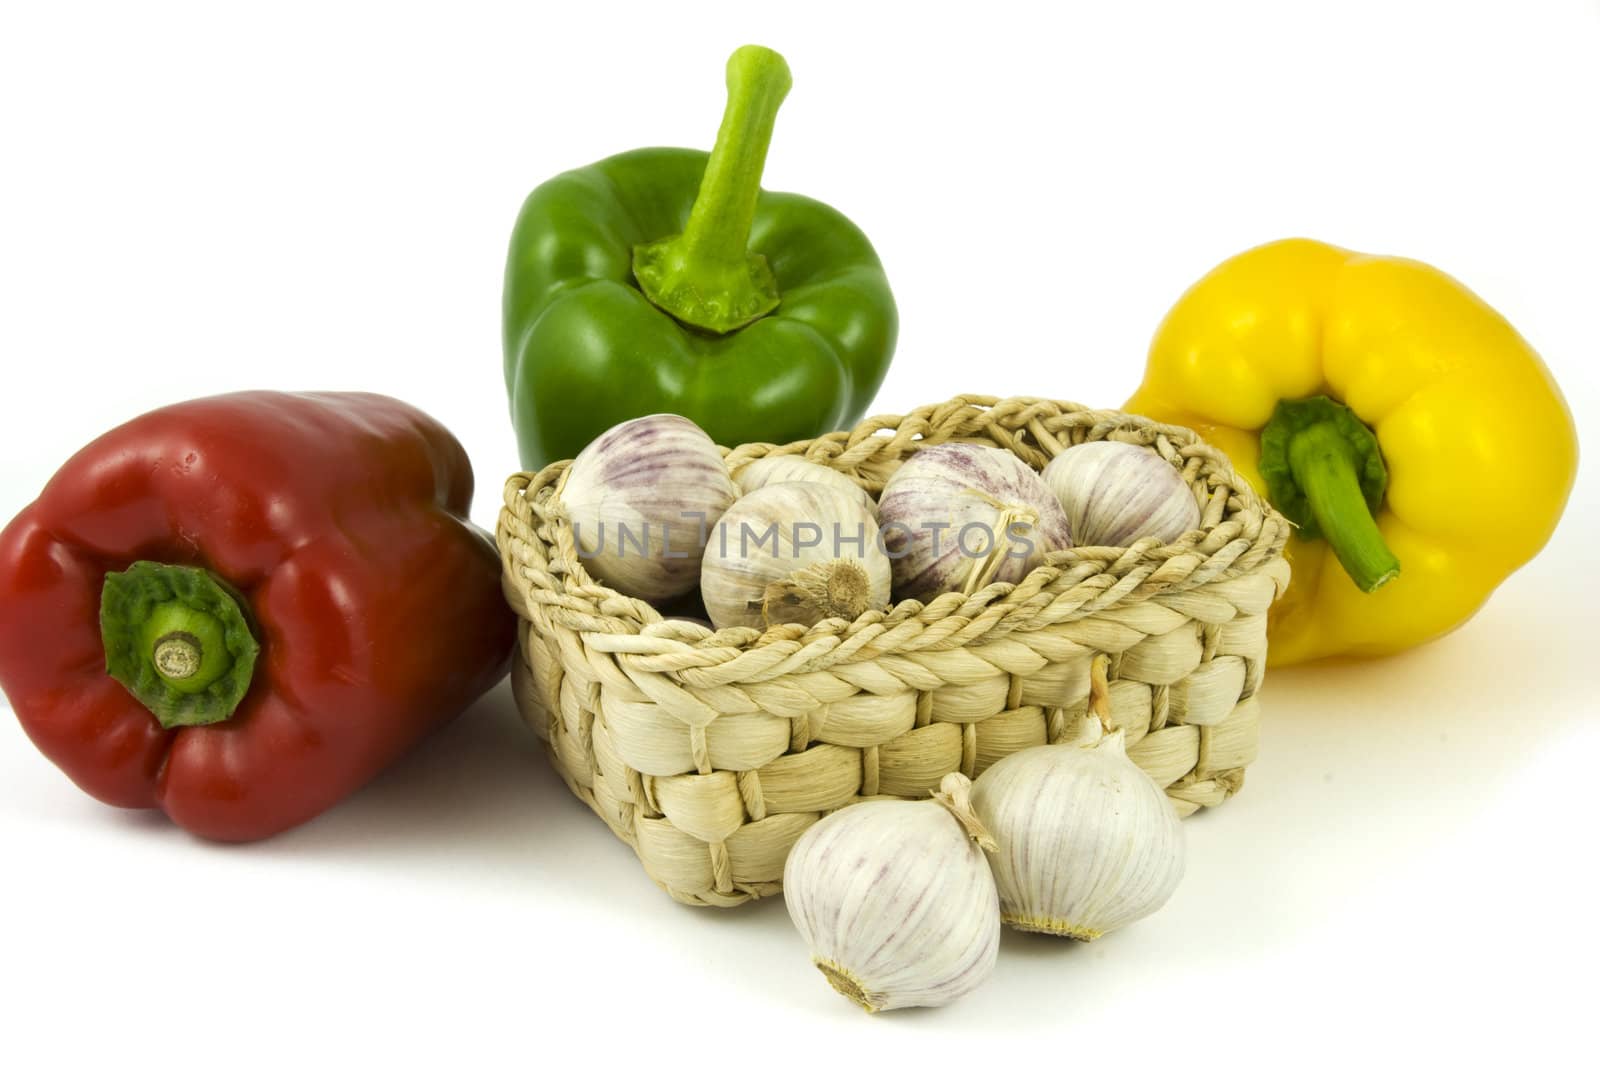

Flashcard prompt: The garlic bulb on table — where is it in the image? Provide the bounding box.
[971,711,1186,940]
[558,414,737,601]
[784,773,1001,1013]
[1042,441,1201,547]
[701,481,890,630]
[733,455,877,516]
[877,443,1073,600]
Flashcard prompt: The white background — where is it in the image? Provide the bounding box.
[2,1,1597,1066]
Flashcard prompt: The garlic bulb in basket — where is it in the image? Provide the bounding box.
[971,711,1186,940]
[559,414,737,601]
[1042,441,1201,547]
[733,455,877,516]
[877,443,1072,600]
[784,773,1001,1013]
[702,481,890,630]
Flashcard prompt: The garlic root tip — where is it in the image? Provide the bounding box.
[1002,914,1104,941]
[815,959,881,1012]
[763,560,871,625]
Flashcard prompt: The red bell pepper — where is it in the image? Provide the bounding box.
[0,391,514,841]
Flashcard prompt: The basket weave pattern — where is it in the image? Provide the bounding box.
[498,397,1291,906]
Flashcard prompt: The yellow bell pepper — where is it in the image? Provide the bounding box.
[1126,238,1577,666]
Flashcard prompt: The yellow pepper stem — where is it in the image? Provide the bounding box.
[1260,396,1399,594]
[1288,424,1400,592]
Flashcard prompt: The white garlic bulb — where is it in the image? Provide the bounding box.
[1042,441,1201,547]
[877,443,1073,600]
[701,481,891,631]
[784,773,1001,1013]
[559,414,737,601]
[971,721,1185,940]
[733,455,877,516]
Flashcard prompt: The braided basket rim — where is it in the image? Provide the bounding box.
[499,394,1290,653]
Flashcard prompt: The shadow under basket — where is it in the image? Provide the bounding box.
[498,396,1291,906]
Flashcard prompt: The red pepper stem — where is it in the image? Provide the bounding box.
[1287,422,1400,593]
[152,630,204,681]
[631,45,791,334]
[100,562,260,729]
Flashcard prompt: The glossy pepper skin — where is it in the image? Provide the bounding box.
[0,392,515,840]
[1127,238,1577,666]
[503,45,897,470]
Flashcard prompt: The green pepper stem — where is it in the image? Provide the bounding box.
[632,45,792,334]
[1287,422,1400,593]
[680,45,789,269]
[100,562,260,729]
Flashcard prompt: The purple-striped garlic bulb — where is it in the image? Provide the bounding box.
[701,481,890,630]
[1041,441,1201,548]
[877,443,1073,600]
[971,723,1186,940]
[558,414,737,601]
[784,773,1001,1012]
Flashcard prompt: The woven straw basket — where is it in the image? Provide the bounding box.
[498,396,1291,906]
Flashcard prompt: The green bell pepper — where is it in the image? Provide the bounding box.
[502,44,898,470]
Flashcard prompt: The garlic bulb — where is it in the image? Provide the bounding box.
[701,481,890,630]
[877,443,1073,600]
[784,773,1001,1012]
[971,719,1186,940]
[733,455,877,516]
[559,414,737,601]
[1042,441,1201,547]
